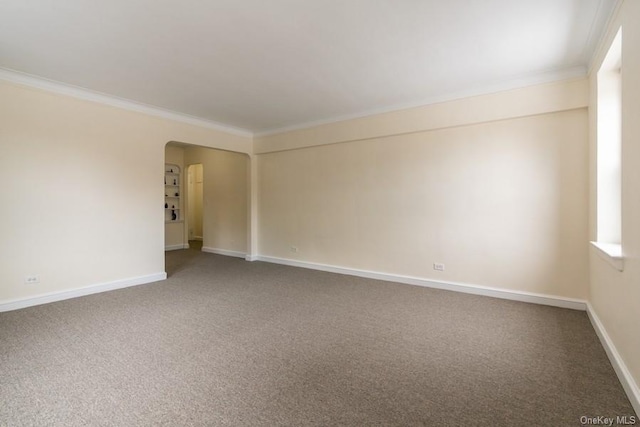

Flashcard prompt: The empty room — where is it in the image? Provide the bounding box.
[1,0,639,425]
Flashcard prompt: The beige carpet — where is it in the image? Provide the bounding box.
[0,247,636,426]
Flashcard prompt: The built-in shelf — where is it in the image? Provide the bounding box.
[165,164,181,223]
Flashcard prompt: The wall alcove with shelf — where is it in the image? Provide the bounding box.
[165,163,182,223]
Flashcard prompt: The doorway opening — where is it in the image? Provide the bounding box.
[164,141,249,277]
[187,163,204,250]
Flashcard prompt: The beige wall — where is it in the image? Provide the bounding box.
[0,81,251,303]
[255,78,588,153]
[258,108,589,299]
[589,0,640,399]
[184,146,248,254]
[165,145,185,248]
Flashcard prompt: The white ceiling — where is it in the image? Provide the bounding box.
[0,0,616,135]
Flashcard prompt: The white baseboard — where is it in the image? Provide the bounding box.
[202,247,246,259]
[587,303,640,415]
[190,236,203,241]
[245,254,259,262]
[0,272,167,313]
[254,255,587,311]
[165,243,190,251]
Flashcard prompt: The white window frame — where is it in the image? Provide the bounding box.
[591,27,623,271]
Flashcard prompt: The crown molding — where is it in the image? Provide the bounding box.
[1,64,588,141]
[0,67,253,138]
[254,66,587,137]
[587,0,624,74]
[581,0,620,67]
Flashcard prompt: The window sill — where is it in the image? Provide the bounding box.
[590,241,624,271]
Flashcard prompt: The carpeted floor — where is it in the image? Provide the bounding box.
[1,247,636,426]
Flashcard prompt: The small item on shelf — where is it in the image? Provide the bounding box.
[170,169,173,173]
[171,210,177,220]
[165,203,168,208]
[172,204,175,208]
[173,178,177,185]
[175,192,179,197]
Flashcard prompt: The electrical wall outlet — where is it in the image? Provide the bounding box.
[433,263,445,271]
[24,275,40,284]
[290,246,299,253]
